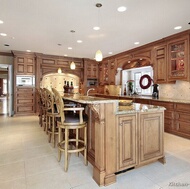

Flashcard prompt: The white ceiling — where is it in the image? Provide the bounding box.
[0,0,190,60]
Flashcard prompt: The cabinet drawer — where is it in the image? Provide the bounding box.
[165,111,174,119]
[175,103,190,113]
[16,98,34,105]
[16,93,34,98]
[175,112,190,122]
[151,100,174,110]
[16,88,34,93]
[175,121,190,135]
[16,105,35,113]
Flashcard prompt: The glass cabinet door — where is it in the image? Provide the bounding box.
[168,38,188,80]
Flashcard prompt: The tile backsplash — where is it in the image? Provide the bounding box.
[159,80,190,100]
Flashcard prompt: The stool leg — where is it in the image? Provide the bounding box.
[84,125,88,166]
[65,128,68,172]
[48,116,51,143]
[76,128,79,157]
[58,126,62,162]
[52,116,55,147]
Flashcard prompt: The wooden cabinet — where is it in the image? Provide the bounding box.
[15,87,35,114]
[153,44,167,83]
[98,61,108,85]
[108,59,116,85]
[139,112,164,165]
[98,59,116,85]
[150,100,174,132]
[117,114,137,171]
[134,98,150,104]
[173,103,190,139]
[86,61,98,79]
[168,36,189,81]
[14,56,35,75]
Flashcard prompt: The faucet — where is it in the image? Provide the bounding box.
[87,88,95,96]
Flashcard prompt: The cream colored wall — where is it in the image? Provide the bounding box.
[41,73,80,93]
[159,80,190,100]
[104,85,122,95]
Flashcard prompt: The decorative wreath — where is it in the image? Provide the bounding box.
[139,74,153,89]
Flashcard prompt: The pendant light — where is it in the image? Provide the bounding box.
[57,44,63,73]
[70,30,76,70]
[95,3,103,62]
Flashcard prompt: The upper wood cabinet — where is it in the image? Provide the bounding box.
[153,44,167,83]
[86,60,98,79]
[168,36,189,81]
[14,55,35,75]
[99,59,116,85]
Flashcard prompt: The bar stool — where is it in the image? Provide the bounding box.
[40,88,48,133]
[52,88,88,172]
[35,88,43,127]
[44,88,59,147]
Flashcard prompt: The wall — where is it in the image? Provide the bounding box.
[41,73,80,93]
[159,80,190,100]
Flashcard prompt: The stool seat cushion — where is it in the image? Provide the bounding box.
[57,113,88,123]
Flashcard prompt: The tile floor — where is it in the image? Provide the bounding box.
[0,115,190,189]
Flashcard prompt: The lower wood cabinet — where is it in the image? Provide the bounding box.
[139,112,164,165]
[14,87,36,115]
[116,111,164,172]
[116,114,137,171]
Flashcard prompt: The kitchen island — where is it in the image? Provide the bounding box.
[62,94,166,186]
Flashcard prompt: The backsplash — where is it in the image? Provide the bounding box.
[159,80,190,100]
[103,80,190,101]
[40,73,80,93]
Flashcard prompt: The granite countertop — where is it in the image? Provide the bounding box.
[116,103,166,115]
[62,94,119,104]
[95,94,190,104]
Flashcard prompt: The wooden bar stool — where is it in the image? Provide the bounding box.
[35,88,43,127]
[40,88,48,131]
[44,88,59,147]
[52,88,88,172]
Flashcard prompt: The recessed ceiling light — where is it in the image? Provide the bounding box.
[26,50,31,52]
[174,26,182,30]
[134,42,140,45]
[108,52,113,55]
[0,20,4,24]
[117,6,127,12]
[0,33,7,36]
[68,47,72,50]
[93,26,100,31]
[64,54,68,56]
[77,40,83,43]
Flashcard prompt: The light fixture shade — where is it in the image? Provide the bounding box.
[57,68,62,73]
[95,50,103,62]
[70,61,76,70]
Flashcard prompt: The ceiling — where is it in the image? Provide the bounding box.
[0,0,190,60]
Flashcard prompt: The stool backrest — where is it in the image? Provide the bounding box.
[40,88,46,108]
[52,88,65,124]
[44,88,55,112]
[35,88,42,107]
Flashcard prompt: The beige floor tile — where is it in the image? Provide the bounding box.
[1,115,190,189]
[0,162,25,183]
[24,155,61,176]
[0,178,26,189]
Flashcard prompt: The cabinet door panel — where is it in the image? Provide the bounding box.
[175,121,190,135]
[139,112,164,164]
[117,115,137,170]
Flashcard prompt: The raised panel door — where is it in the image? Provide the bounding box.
[139,112,164,164]
[153,45,167,83]
[117,114,137,171]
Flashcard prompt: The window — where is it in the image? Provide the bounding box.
[134,72,142,93]
[3,79,7,95]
